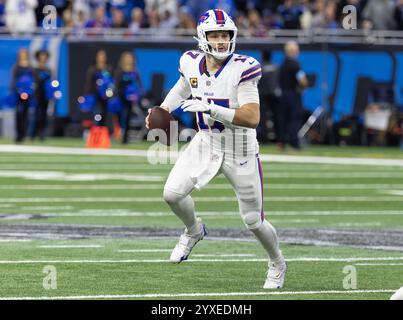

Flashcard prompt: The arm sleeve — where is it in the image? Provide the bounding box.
[161,75,191,112]
[237,79,260,107]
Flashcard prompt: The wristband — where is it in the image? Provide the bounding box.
[209,104,235,124]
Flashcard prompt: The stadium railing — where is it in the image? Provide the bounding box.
[1,27,403,45]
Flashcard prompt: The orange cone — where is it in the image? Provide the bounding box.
[86,126,111,148]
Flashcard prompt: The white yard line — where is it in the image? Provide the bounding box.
[0,289,395,300]
[0,171,164,182]
[118,251,256,257]
[215,173,403,178]
[192,254,256,257]
[355,263,403,266]
[382,190,403,196]
[5,210,403,217]
[20,206,74,211]
[1,196,403,203]
[118,249,172,253]
[0,257,402,264]
[4,170,403,179]
[1,145,402,167]
[37,245,103,249]
[3,184,403,190]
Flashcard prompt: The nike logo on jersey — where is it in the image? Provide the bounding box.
[249,61,255,65]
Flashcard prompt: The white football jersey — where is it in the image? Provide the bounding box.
[179,50,262,155]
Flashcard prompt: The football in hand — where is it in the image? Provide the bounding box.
[147,107,175,145]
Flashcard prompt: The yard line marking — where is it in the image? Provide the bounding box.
[0,239,32,242]
[1,145,403,167]
[382,190,403,196]
[0,289,395,300]
[192,254,256,257]
[10,210,403,217]
[355,263,403,266]
[1,196,403,203]
[0,165,171,170]
[216,172,403,178]
[336,222,382,227]
[4,184,403,190]
[2,163,403,174]
[2,172,403,181]
[21,206,74,211]
[118,249,172,253]
[0,171,164,182]
[0,257,402,264]
[118,251,256,257]
[37,245,103,249]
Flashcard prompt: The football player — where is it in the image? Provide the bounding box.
[146,9,287,289]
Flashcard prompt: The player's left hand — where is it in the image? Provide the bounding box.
[181,99,212,114]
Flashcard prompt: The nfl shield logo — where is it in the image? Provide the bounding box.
[206,80,211,86]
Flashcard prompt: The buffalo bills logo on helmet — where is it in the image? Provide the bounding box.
[198,12,210,25]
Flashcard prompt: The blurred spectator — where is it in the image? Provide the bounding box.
[277,0,304,29]
[395,0,403,30]
[362,0,396,30]
[310,0,339,29]
[62,8,75,29]
[309,0,326,29]
[258,50,281,143]
[114,51,143,144]
[323,1,339,29]
[129,7,147,33]
[177,6,196,30]
[235,11,249,33]
[33,49,52,141]
[299,0,313,30]
[278,41,309,150]
[85,5,111,28]
[145,0,177,17]
[10,48,38,143]
[147,8,160,28]
[247,9,267,37]
[84,50,114,127]
[72,0,91,24]
[6,0,38,33]
[159,10,178,30]
[72,9,88,29]
[0,0,6,27]
[111,7,128,28]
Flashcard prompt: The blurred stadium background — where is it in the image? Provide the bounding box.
[0,0,402,301]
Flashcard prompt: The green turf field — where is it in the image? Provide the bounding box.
[0,139,402,300]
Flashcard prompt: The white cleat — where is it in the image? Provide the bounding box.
[170,218,207,263]
[263,259,287,289]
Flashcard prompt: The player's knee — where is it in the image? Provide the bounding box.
[242,211,262,230]
[163,188,185,205]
